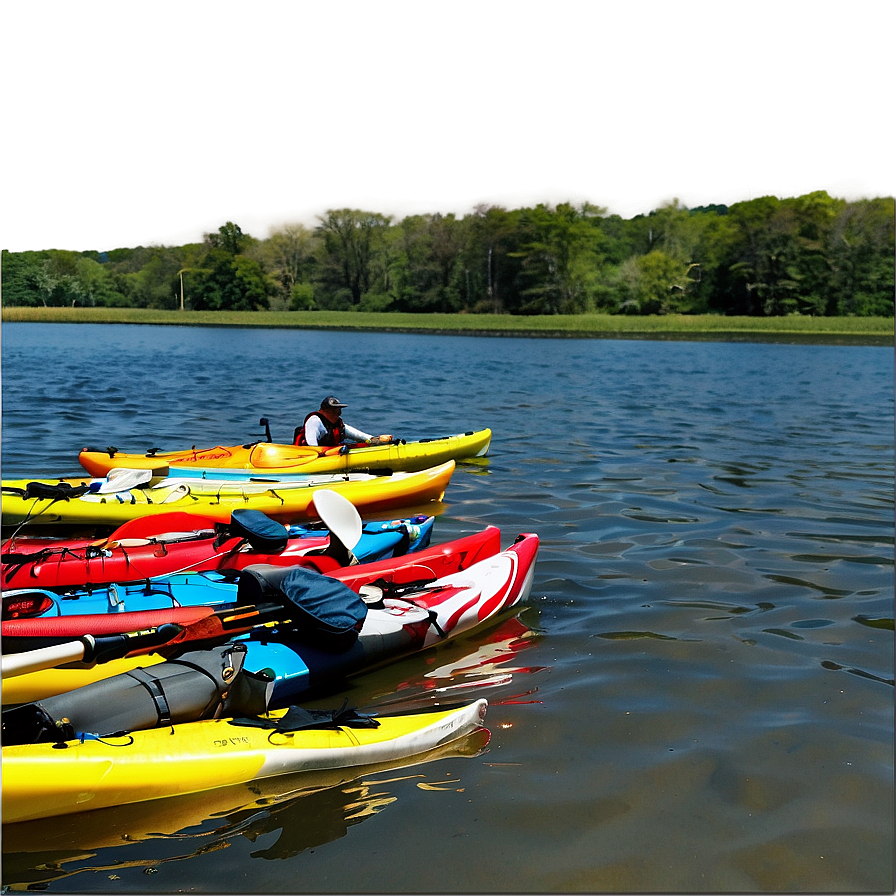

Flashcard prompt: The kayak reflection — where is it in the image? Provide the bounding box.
[1,613,545,889]
[1,724,490,887]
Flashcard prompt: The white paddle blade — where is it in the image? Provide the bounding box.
[311,489,363,551]
[1,639,88,679]
[99,468,153,494]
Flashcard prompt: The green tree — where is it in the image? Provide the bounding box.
[459,205,525,313]
[127,247,188,309]
[616,250,698,314]
[687,209,736,314]
[785,191,844,314]
[188,249,269,311]
[721,196,789,314]
[826,197,895,316]
[75,257,130,307]
[187,223,270,311]
[1,251,45,305]
[207,221,247,255]
[314,209,392,306]
[388,213,464,312]
[263,223,318,309]
[42,251,87,305]
[511,202,607,314]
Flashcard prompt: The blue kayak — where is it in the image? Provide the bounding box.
[1,513,434,591]
[2,533,539,716]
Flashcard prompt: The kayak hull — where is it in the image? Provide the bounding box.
[1,698,488,823]
[1,515,434,589]
[1,526,507,704]
[77,429,491,477]
[1,462,454,528]
[246,532,539,705]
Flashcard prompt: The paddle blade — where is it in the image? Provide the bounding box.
[98,468,154,494]
[311,489,363,551]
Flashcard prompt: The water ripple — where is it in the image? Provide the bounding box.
[1,324,893,894]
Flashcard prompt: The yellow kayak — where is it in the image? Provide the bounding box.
[1,722,491,854]
[78,429,491,477]
[1,698,488,823]
[2,653,167,706]
[1,461,454,528]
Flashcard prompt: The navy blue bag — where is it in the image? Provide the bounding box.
[236,564,368,651]
[227,509,289,553]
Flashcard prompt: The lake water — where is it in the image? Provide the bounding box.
[1,323,893,893]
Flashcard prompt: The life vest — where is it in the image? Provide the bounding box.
[295,412,346,447]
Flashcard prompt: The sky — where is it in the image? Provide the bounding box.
[2,0,893,253]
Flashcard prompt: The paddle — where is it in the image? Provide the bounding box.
[0,596,295,678]
[310,488,363,568]
[97,468,154,494]
[2,625,184,678]
[312,490,362,551]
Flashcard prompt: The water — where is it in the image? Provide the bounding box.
[1,323,893,893]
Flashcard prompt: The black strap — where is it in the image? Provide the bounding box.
[231,701,379,733]
[126,667,173,726]
[426,609,447,639]
[23,482,92,501]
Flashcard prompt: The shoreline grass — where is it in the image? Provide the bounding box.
[2,306,893,345]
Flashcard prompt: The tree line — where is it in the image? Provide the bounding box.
[2,192,893,317]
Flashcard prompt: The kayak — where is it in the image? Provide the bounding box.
[77,429,491,477]
[241,532,538,707]
[1,510,434,589]
[1,698,488,823]
[2,526,506,703]
[1,533,535,737]
[0,461,455,528]
[2,524,502,620]
[0,722,490,854]
[4,531,535,714]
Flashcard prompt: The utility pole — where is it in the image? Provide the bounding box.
[488,245,496,312]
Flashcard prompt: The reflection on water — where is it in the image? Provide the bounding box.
[1,325,893,892]
[3,614,539,889]
[1,727,491,888]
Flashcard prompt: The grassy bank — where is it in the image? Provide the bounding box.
[2,306,893,344]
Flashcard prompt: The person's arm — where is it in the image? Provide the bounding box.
[304,416,327,447]
[345,424,395,445]
[343,423,373,443]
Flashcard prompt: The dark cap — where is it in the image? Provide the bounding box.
[321,396,347,410]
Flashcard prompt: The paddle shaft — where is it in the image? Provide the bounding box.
[0,603,284,678]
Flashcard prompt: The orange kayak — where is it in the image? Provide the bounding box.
[78,429,491,477]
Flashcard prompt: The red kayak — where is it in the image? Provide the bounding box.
[1,509,434,590]
[2,525,503,632]
[1,526,519,706]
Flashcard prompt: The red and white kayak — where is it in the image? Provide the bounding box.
[1,510,434,590]
[2,533,537,722]
[1,526,516,705]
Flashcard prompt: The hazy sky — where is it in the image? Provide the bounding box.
[3,0,893,252]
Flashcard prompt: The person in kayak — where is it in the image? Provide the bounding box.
[295,396,393,447]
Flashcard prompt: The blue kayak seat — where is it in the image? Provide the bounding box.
[227,509,289,553]
[237,564,368,651]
